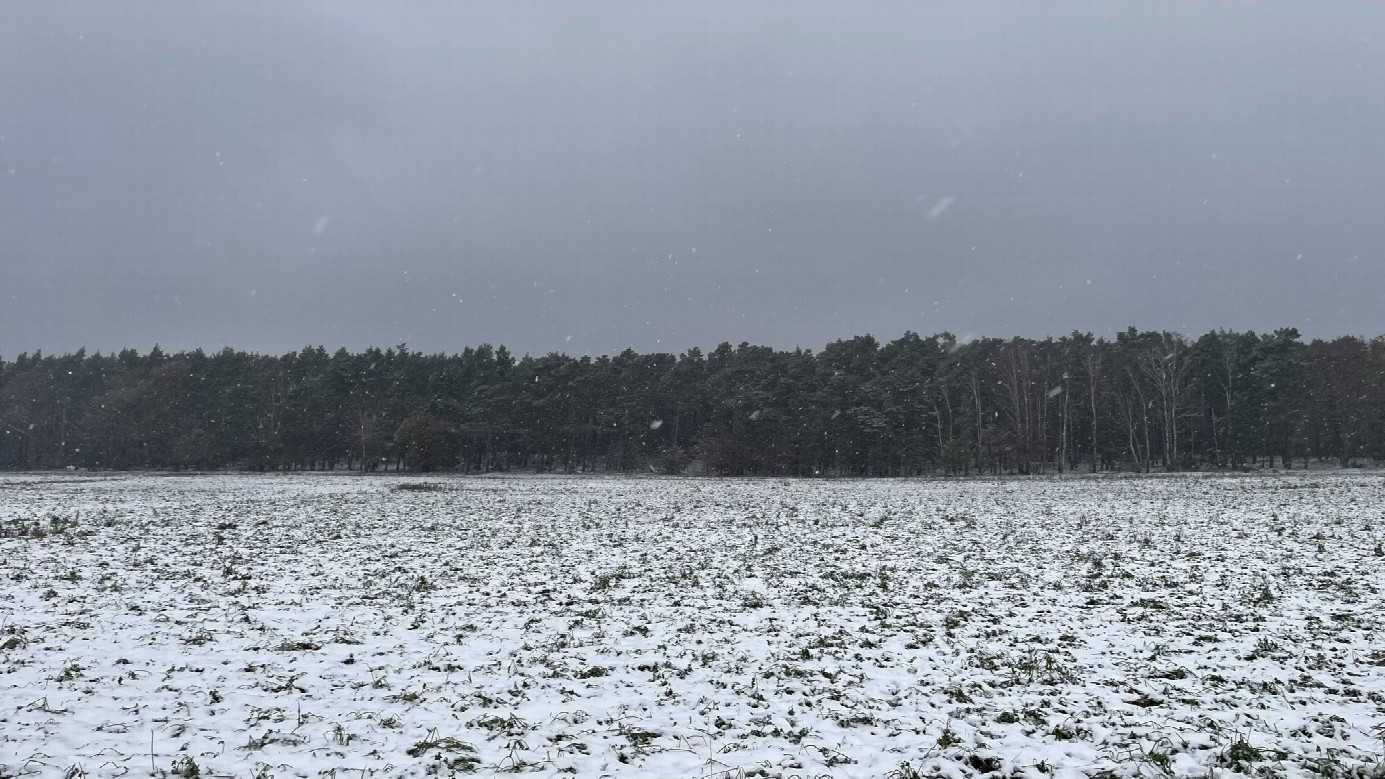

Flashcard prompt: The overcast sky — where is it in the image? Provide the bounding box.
[2,2,1382,359]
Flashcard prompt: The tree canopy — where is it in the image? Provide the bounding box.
[2,329,1382,475]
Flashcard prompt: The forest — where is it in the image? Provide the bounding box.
[1,328,1382,476]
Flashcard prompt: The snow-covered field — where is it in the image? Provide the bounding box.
[2,472,1383,779]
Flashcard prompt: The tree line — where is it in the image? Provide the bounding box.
[1,328,1382,476]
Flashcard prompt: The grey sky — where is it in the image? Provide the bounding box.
[2,2,1382,358]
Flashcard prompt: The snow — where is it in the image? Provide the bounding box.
[1,471,1383,778]
[927,196,956,221]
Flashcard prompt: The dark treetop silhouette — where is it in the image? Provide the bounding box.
[2,328,1381,475]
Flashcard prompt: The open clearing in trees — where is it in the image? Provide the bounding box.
[2,472,1383,779]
